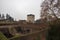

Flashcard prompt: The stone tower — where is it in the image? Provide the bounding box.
[27,14,35,23]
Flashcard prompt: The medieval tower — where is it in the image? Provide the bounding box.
[27,14,35,23]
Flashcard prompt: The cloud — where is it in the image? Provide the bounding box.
[0,0,44,20]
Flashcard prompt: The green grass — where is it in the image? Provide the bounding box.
[9,34,20,40]
[0,32,9,40]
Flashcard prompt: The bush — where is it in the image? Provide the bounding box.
[47,20,60,40]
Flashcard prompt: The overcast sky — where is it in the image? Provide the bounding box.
[0,0,44,20]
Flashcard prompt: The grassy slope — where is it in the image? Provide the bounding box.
[0,32,9,40]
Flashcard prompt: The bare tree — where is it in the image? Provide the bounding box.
[41,0,60,21]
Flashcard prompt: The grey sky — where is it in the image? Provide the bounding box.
[0,0,44,20]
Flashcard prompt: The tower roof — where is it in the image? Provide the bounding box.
[27,14,34,16]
